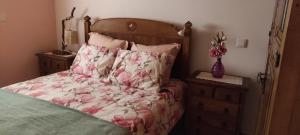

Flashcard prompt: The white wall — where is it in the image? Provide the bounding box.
[54,0,275,134]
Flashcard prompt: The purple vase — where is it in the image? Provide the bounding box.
[211,58,225,78]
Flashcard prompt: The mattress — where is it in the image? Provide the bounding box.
[2,71,185,135]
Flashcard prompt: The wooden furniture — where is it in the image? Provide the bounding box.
[84,16,192,80]
[83,15,192,134]
[255,0,300,135]
[185,71,249,135]
[36,52,75,76]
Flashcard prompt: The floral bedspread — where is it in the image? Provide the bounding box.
[2,71,185,135]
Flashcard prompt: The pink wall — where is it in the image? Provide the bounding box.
[0,0,57,87]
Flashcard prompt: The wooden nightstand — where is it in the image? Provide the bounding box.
[185,71,249,135]
[36,52,76,76]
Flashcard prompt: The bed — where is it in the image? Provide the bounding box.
[1,16,192,135]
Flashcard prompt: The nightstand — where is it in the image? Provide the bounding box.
[36,52,76,76]
[185,71,249,135]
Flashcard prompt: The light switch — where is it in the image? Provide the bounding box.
[236,38,248,48]
[0,12,7,22]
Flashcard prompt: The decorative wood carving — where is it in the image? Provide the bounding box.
[127,22,137,31]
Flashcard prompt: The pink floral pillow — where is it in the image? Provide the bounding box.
[71,44,118,78]
[108,50,176,90]
[131,43,181,58]
[88,32,128,49]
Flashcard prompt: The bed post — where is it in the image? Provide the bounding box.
[181,21,192,79]
[183,21,192,36]
[84,16,91,43]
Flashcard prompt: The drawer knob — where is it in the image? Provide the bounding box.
[226,94,232,101]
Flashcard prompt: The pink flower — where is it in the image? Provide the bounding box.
[117,72,132,86]
[79,94,95,103]
[123,86,136,94]
[52,83,62,89]
[72,65,83,74]
[112,116,138,131]
[130,54,141,64]
[209,48,218,57]
[82,106,102,115]
[30,83,45,90]
[51,97,75,106]
[101,96,115,104]
[137,70,149,78]
[220,45,227,55]
[87,64,96,71]
[114,68,125,76]
[74,75,90,83]
[57,72,69,77]
[29,91,46,97]
[135,108,154,128]
[99,79,112,85]
[75,88,91,95]
[98,46,109,54]
[10,87,26,93]
[210,41,227,58]
[150,52,160,59]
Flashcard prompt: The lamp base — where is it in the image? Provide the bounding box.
[52,50,72,55]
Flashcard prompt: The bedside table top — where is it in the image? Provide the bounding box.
[36,51,76,60]
[197,72,243,85]
[187,71,250,90]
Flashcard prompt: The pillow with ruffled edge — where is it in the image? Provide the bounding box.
[131,43,181,59]
[88,32,128,50]
[131,43,181,81]
[108,50,176,90]
[70,44,119,78]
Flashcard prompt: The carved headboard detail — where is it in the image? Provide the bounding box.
[84,16,192,79]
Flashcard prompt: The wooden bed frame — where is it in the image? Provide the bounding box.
[84,16,192,80]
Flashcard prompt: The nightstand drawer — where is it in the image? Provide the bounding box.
[39,57,51,69]
[36,52,75,76]
[189,83,214,98]
[196,111,237,131]
[189,98,239,117]
[215,87,241,104]
[189,122,234,135]
[51,60,67,72]
[185,71,249,135]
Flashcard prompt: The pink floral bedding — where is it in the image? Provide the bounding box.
[2,71,185,135]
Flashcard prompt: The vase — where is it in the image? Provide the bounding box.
[211,58,225,78]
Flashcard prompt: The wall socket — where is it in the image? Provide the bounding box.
[236,38,249,48]
[0,12,7,22]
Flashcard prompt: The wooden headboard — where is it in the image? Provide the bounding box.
[84,16,192,80]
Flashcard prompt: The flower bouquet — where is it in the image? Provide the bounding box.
[210,32,227,78]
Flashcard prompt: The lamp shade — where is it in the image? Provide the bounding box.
[64,30,78,45]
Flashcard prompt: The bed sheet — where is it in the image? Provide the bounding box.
[2,71,185,135]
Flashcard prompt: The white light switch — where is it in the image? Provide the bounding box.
[0,12,7,22]
[236,38,248,48]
